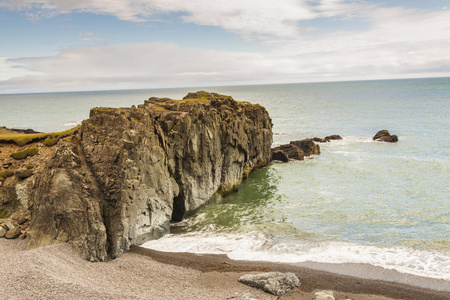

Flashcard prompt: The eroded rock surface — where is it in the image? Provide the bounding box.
[238,272,301,296]
[26,91,273,260]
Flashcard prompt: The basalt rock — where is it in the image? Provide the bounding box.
[324,135,342,141]
[373,130,398,143]
[313,135,342,143]
[27,91,272,261]
[271,139,320,162]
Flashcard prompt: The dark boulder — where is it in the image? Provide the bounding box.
[5,227,21,239]
[373,130,398,143]
[290,139,320,156]
[313,137,328,143]
[271,150,289,162]
[324,135,342,141]
[313,135,342,143]
[271,139,320,162]
[15,169,34,179]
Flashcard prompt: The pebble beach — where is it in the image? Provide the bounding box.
[2,238,449,300]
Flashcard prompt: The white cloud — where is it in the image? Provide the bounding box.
[1,1,450,93]
[0,57,39,81]
[4,0,359,38]
[1,33,449,93]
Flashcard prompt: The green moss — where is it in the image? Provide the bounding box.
[178,97,210,104]
[0,169,14,179]
[0,208,10,218]
[0,125,80,146]
[217,183,240,198]
[11,147,38,160]
[43,137,58,147]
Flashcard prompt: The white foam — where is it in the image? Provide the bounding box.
[142,232,450,282]
[62,121,82,127]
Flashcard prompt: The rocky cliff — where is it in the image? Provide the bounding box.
[23,91,272,261]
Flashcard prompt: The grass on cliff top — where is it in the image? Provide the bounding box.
[0,126,81,146]
[178,91,221,104]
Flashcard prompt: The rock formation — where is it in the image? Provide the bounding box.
[271,139,321,162]
[313,135,342,143]
[22,91,272,261]
[373,130,398,142]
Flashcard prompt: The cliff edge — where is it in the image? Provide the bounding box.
[25,91,272,261]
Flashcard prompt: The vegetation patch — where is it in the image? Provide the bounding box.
[43,137,58,147]
[0,125,80,146]
[11,147,39,160]
[0,208,10,218]
[217,183,240,198]
[0,169,14,180]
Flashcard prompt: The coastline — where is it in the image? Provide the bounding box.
[130,246,450,300]
[1,238,449,299]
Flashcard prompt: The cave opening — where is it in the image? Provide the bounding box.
[171,192,186,223]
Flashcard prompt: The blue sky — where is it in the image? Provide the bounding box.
[1,0,449,93]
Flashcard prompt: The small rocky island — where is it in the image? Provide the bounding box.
[1,91,273,261]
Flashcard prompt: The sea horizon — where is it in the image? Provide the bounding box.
[2,75,449,97]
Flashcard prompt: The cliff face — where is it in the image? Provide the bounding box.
[27,92,273,261]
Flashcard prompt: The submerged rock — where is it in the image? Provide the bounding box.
[373,130,398,142]
[324,135,342,141]
[238,272,301,296]
[313,135,343,143]
[27,91,273,261]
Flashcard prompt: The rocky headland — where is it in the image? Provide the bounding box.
[0,90,400,265]
[1,91,273,261]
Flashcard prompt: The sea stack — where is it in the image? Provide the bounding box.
[26,91,273,261]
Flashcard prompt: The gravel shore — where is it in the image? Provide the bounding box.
[1,239,448,299]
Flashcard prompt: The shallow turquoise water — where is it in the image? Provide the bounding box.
[1,78,449,281]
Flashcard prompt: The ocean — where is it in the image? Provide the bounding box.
[1,78,449,288]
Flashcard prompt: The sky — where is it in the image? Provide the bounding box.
[1,0,450,94]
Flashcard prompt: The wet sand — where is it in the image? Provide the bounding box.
[1,238,449,299]
[129,246,450,300]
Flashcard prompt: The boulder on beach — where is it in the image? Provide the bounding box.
[238,272,301,296]
[4,226,21,239]
[373,130,398,142]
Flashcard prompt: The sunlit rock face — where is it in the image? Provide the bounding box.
[27,91,273,261]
